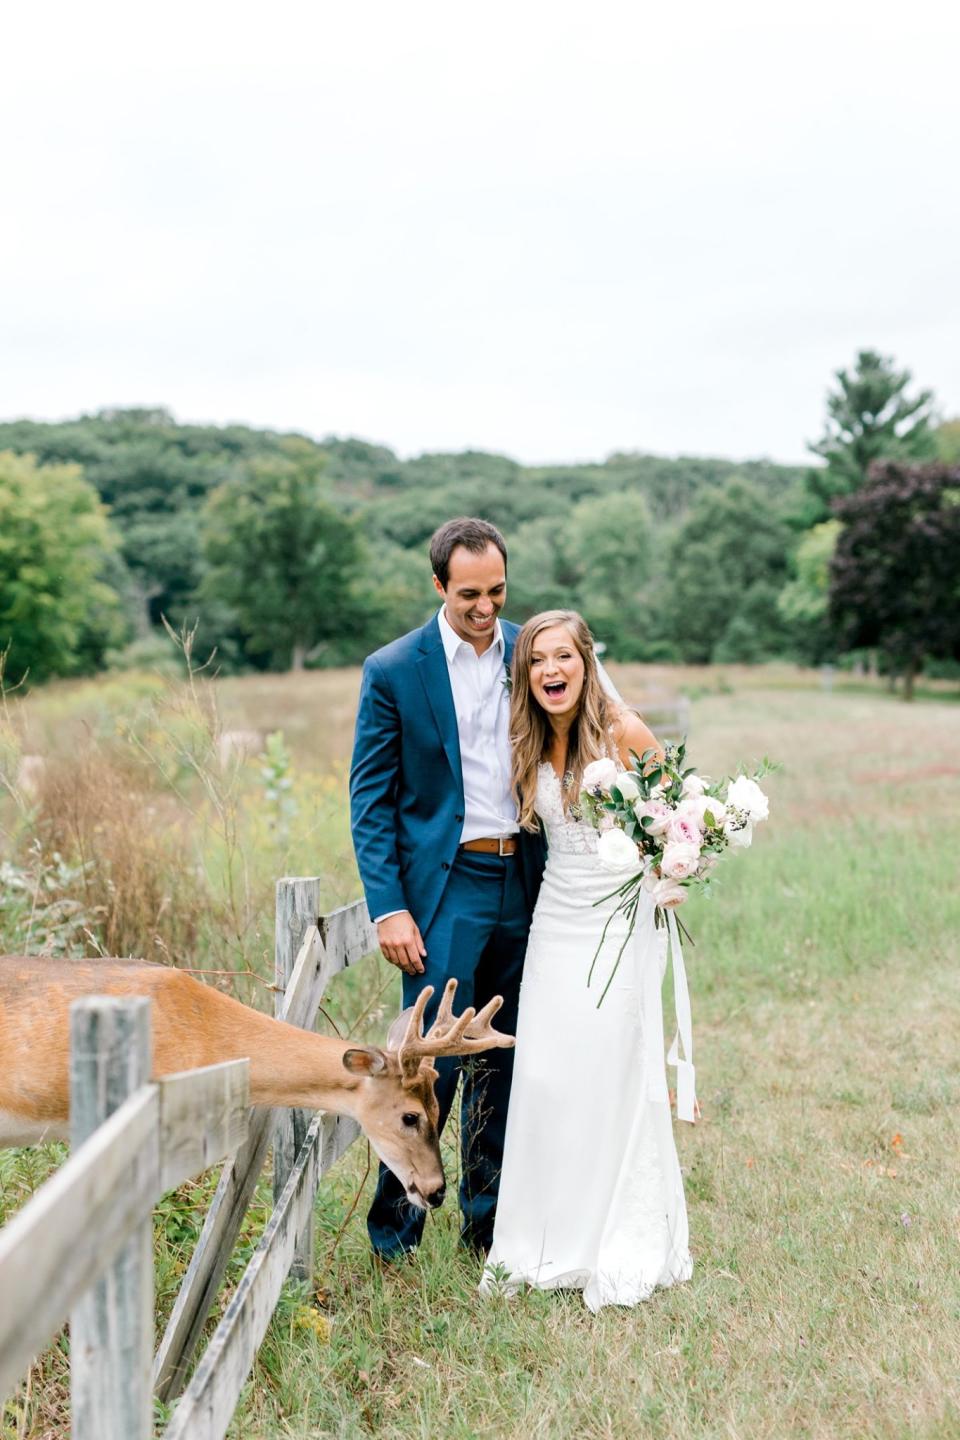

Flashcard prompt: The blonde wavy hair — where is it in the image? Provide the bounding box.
[510,609,618,832]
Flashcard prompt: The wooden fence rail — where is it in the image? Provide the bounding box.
[0,882,379,1440]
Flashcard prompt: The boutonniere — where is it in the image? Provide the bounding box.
[502,662,512,694]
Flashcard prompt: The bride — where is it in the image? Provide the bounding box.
[482,609,693,1311]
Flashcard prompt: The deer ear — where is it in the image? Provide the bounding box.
[342,1046,388,1076]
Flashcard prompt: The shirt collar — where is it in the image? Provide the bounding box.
[438,605,505,664]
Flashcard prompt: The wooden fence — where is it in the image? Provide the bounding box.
[642,696,690,744]
[0,880,377,1440]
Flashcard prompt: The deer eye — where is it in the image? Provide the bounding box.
[401,1112,420,1128]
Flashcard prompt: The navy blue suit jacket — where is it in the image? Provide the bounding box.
[350,613,545,936]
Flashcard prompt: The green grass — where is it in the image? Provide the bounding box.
[2,670,959,1438]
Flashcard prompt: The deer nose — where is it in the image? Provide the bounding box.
[426,1182,446,1210]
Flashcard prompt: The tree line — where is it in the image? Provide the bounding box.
[0,351,957,694]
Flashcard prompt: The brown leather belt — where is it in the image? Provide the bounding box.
[461,836,518,856]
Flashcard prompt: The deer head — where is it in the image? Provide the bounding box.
[340,979,514,1211]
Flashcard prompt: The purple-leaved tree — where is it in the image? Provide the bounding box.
[829,462,960,699]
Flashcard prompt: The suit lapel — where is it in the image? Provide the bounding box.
[502,623,517,676]
[417,617,464,796]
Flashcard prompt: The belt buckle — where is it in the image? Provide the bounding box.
[498,836,509,856]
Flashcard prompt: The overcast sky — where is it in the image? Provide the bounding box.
[2,0,957,466]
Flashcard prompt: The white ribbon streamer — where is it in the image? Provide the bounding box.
[640,908,697,1124]
[665,910,696,1123]
[640,915,669,1106]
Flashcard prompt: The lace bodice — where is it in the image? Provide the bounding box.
[535,762,602,855]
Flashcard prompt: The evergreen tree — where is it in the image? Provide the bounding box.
[807,350,936,516]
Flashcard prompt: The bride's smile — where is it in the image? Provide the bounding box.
[529,626,585,717]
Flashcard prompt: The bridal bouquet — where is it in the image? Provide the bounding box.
[579,741,772,1004]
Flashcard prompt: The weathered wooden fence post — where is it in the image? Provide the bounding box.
[274,876,322,1282]
[69,996,153,1440]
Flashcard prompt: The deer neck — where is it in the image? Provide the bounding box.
[250,1023,360,1111]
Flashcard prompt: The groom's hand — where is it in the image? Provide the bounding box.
[377,911,427,975]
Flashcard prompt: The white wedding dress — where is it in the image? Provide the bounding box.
[482,761,693,1311]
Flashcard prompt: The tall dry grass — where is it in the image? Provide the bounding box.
[0,651,360,992]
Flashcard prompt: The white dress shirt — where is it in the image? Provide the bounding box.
[438,606,518,842]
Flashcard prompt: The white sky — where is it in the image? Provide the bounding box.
[2,0,958,466]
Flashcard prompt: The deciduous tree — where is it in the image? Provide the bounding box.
[202,455,366,670]
[0,452,125,683]
[564,492,656,660]
[777,520,842,663]
[665,480,792,663]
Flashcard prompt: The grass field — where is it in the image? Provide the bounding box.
[2,664,959,1439]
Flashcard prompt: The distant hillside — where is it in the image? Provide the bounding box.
[0,409,806,538]
[0,408,809,672]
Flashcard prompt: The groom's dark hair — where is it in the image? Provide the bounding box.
[429,517,508,588]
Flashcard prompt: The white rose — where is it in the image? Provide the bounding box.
[724,818,754,849]
[680,794,725,829]
[700,795,727,827]
[614,769,641,801]
[681,773,706,798]
[646,875,688,909]
[582,757,618,794]
[596,827,642,873]
[660,839,701,879]
[726,776,769,824]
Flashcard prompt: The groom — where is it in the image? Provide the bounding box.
[350,516,544,1260]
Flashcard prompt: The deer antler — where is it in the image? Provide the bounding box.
[388,979,515,1082]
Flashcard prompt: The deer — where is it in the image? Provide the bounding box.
[0,956,514,1211]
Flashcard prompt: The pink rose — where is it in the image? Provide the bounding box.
[644,874,688,909]
[635,799,671,836]
[666,811,702,847]
[660,839,701,880]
